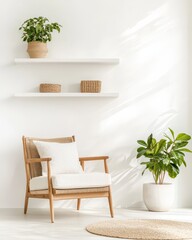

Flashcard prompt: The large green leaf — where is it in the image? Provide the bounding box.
[167,164,179,178]
[169,128,175,139]
[176,133,191,141]
[154,142,160,154]
[137,140,147,147]
[151,138,157,148]
[140,162,149,165]
[182,158,187,167]
[178,148,192,153]
[174,141,189,149]
[137,147,146,152]
[174,150,185,156]
[147,134,153,146]
[136,150,146,158]
[158,139,166,152]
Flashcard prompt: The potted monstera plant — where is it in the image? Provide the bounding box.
[19,16,62,58]
[137,128,192,211]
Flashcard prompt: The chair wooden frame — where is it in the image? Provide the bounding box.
[22,136,114,223]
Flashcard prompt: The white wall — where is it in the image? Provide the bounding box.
[0,0,191,209]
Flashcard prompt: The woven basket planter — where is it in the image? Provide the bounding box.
[80,80,101,93]
[27,41,48,58]
[39,83,61,93]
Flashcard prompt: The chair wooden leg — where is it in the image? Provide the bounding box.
[49,194,54,223]
[108,188,114,218]
[24,193,29,214]
[77,199,81,210]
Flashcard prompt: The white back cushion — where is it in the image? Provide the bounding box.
[33,141,83,175]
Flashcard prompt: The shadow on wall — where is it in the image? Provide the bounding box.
[54,2,182,209]
[118,3,175,55]
[80,2,182,209]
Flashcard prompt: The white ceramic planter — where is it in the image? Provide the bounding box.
[143,183,174,212]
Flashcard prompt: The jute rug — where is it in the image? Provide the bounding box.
[86,219,192,239]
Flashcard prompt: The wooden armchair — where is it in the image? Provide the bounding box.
[22,136,114,223]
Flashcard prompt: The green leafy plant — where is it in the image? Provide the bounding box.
[19,16,62,43]
[137,128,192,184]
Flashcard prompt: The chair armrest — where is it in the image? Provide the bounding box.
[79,156,109,173]
[79,156,109,162]
[26,158,52,163]
[27,158,52,192]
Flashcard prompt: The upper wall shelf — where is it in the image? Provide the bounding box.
[14,58,120,64]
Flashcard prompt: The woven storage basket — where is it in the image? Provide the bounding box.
[39,83,61,93]
[80,80,101,93]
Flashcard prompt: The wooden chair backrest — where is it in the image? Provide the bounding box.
[22,136,75,178]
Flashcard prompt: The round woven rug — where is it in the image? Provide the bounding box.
[86,219,192,239]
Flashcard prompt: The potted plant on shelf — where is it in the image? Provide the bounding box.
[19,16,62,58]
[137,128,192,211]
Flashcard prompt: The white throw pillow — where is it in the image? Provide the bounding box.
[33,141,83,175]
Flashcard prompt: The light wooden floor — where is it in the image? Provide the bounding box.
[0,208,192,240]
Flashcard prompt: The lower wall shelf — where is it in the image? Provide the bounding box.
[14,92,119,98]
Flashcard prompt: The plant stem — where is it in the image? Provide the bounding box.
[152,173,157,184]
[158,170,166,184]
[159,173,162,184]
[162,170,166,184]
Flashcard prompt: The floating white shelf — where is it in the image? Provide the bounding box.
[14,58,120,64]
[14,92,119,98]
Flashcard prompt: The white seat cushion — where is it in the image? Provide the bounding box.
[52,173,111,189]
[33,141,83,175]
[30,176,48,191]
[30,173,111,191]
